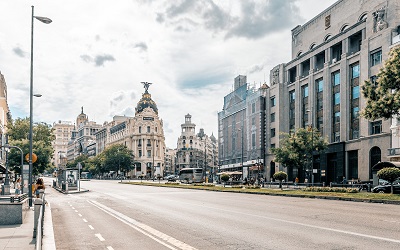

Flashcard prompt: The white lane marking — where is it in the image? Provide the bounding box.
[88,200,197,250]
[71,207,75,209]
[78,214,82,217]
[75,210,78,212]
[190,203,400,245]
[83,219,88,222]
[88,225,94,230]
[107,247,114,250]
[95,233,105,241]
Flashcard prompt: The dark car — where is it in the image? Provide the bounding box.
[372,181,400,194]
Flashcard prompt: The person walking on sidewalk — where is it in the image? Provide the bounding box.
[14,178,21,196]
[35,178,45,198]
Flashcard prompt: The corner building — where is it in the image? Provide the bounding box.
[267,0,400,183]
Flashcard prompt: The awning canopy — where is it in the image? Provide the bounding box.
[372,161,400,171]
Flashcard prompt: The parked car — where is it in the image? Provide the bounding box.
[166,175,178,182]
[372,180,400,194]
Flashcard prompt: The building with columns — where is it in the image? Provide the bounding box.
[265,0,400,184]
[177,114,219,180]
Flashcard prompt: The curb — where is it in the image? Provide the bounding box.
[124,182,400,205]
[52,186,89,194]
[42,201,56,250]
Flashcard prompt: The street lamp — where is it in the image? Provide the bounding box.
[29,5,52,207]
[238,127,244,181]
[306,109,314,185]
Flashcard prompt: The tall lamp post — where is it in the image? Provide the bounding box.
[306,109,314,185]
[29,6,52,207]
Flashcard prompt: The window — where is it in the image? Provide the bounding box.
[370,121,382,135]
[332,71,340,86]
[147,150,151,157]
[147,126,150,133]
[352,107,359,119]
[317,99,323,111]
[302,85,309,98]
[271,97,276,107]
[351,64,360,79]
[334,132,340,142]
[147,139,151,146]
[271,128,276,137]
[316,78,323,92]
[252,117,255,126]
[334,112,340,123]
[270,113,275,123]
[252,103,256,113]
[334,93,340,105]
[252,133,256,147]
[139,126,142,133]
[289,91,295,102]
[352,86,360,99]
[139,150,142,157]
[271,144,276,149]
[371,49,382,66]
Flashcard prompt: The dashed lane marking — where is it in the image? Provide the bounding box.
[83,219,88,222]
[88,225,94,230]
[78,214,82,217]
[107,247,114,250]
[95,234,105,241]
[88,200,197,250]
[75,210,78,212]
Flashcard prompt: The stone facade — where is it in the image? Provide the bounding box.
[267,0,400,183]
[52,120,74,168]
[218,75,267,178]
[0,72,10,171]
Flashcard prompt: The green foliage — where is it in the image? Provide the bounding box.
[6,118,54,175]
[377,167,400,183]
[273,171,288,181]
[220,174,230,182]
[271,127,328,175]
[100,144,134,174]
[362,46,400,120]
[304,187,359,193]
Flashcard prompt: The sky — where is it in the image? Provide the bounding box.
[0,0,337,148]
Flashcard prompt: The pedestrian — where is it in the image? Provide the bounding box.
[35,178,45,198]
[14,178,21,196]
[295,177,299,186]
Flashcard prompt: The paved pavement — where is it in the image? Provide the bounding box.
[0,187,56,250]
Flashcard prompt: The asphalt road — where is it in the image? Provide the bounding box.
[46,179,400,250]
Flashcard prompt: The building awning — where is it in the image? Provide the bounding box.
[0,165,5,173]
[372,161,400,171]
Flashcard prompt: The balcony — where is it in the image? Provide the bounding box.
[388,148,400,156]
[393,34,400,45]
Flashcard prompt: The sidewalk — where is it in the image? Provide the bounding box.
[0,187,56,250]
[0,206,35,249]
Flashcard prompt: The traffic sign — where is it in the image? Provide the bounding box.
[25,153,37,163]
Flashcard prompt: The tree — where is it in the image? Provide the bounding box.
[6,118,55,175]
[271,127,328,182]
[362,46,400,120]
[377,167,400,194]
[100,144,134,176]
[273,171,288,190]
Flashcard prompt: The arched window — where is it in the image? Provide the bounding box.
[340,24,349,32]
[370,146,381,179]
[359,13,368,22]
[324,34,332,42]
[296,51,303,57]
[309,43,316,50]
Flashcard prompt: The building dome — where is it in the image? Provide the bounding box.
[135,82,158,114]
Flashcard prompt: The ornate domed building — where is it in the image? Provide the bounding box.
[104,82,166,178]
[131,82,165,177]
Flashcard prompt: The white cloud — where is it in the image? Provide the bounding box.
[0,0,337,148]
